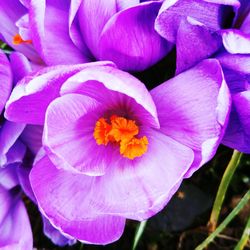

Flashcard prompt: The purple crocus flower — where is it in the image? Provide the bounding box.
[5,59,230,243]
[0,164,33,250]
[0,0,172,71]
[155,0,240,73]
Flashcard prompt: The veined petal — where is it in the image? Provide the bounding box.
[0,51,12,114]
[61,65,159,129]
[44,93,110,175]
[176,18,221,73]
[5,62,112,125]
[78,0,117,59]
[151,59,231,177]
[29,0,89,65]
[99,1,172,71]
[30,131,193,222]
[30,156,125,244]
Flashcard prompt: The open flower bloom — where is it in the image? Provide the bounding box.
[0,164,33,250]
[5,59,230,244]
[155,0,240,73]
[0,0,172,71]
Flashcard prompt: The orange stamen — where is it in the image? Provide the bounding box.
[93,118,111,145]
[120,136,148,160]
[93,115,148,160]
[13,34,32,45]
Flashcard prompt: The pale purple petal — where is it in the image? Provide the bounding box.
[4,63,108,124]
[31,156,125,244]
[44,93,109,175]
[78,0,117,59]
[222,29,250,54]
[29,0,90,65]
[61,65,159,129]
[31,131,193,222]
[151,59,231,177]
[99,1,172,71]
[0,51,12,114]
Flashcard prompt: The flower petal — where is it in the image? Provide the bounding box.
[0,51,12,114]
[176,17,221,73]
[99,1,172,71]
[0,190,33,249]
[222,29,250,54]
[5,62,110,124]
[61,65,159,129]
[44,93,110,175]
[29,0,89,65]
[222,91,250,152]
[151,59,231,177]
[30,156,125,244]
[31,131,193,222]
[78,0,117,59]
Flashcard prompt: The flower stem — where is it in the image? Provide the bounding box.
[208,150,243,232]
[234,215,250,250]
[196,190,250,250]
[132,220,147,250]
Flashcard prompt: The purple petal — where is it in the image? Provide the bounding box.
[61,65,159,129]
[176,18,221,73]
[20,125,43,154]
[0,164,19,189]
[222,91,250,152]
[5,63,107,125]
[42,216,76,246]
[78,0,117,59]
[9,52,32,84]
[0,1,40,62]
[0,189,33,249]
[5,140,26,166]
[0,51,12,114]
[31,156,126,244]
[29,0,90,65]
[99,1,172,71]
[155,0,222,42]
[222,29,250,54]
[0,121,25,162]
[44,93,109,175]
[31,130,193,222]
[151,59,231,177]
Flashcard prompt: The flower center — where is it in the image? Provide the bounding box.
[12,34,32,45]
[94,115,148,160]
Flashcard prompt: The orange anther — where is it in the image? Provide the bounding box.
[13,34,32,45]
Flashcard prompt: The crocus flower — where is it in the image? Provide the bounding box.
[155,0,240,73]
[0,0,172,71]
[5,59,230,244]
[0,164,33,250]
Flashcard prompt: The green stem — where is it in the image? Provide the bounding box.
[132,220,147,250]
[234,215,250,250]
[79,243,84,250]
[208,150,243,232]
[196,190,250,250]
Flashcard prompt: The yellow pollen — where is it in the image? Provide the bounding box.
[13,34,32,45]
[93,115,148,159]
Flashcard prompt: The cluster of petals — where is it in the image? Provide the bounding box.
[0,0,250,247]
